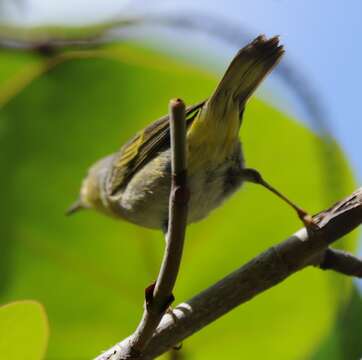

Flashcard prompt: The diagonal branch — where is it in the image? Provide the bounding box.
[95,187,362,360]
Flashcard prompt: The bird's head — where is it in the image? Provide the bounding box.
[66,156,113,216]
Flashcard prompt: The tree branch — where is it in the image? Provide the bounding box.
[113,99,188,358]
[95,187,362,360]
[315,248,362,277]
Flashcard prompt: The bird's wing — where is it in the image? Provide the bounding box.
[106,100,205,195]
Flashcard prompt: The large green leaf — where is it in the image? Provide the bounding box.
[0,300,49,360]
[311,286,362,360]
[0,50,44,107]
[0,43,356,359]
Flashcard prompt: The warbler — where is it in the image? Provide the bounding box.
[68,35,311,230]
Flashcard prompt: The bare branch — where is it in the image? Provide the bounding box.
[95,187,362,360]
[315,248,362,278]
[114,99,188,358]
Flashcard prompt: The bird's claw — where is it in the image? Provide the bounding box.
[298,211,319,231]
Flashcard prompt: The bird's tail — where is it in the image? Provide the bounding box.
[209,35,284,109]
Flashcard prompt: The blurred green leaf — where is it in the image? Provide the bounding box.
[311,285,362,360]
[0,51,40,83]
[0,49,45,107]
[0,300,49,360]
[0,43,357,359]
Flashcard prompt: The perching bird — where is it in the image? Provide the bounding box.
[67,35,312,230]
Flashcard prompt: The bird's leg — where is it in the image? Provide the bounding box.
[241,168,316,229]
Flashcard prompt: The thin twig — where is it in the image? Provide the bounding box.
[95,187,362,360]
[116,98,189,359]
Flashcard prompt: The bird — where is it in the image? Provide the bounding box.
[67,35,312,231]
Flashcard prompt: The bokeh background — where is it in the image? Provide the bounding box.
[0,1,361,359]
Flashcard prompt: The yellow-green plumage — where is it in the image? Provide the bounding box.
[72,35,284,229]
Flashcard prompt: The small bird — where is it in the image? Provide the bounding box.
[67,35,312,230]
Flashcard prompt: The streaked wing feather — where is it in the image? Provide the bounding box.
[107,100,205,195]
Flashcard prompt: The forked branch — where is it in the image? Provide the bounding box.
[104,99,189,359]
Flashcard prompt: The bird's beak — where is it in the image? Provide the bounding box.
[65,199,84,216]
